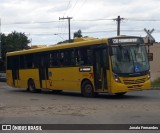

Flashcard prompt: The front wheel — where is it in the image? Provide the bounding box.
[82,81,96,97]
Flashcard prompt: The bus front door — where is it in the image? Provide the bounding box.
[39,54,49,89]
[93,48,107,91]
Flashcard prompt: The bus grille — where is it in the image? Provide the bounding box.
[123,78,146,85]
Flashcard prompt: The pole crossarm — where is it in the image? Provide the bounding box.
[114,16,124,36]
[59,17,73,43]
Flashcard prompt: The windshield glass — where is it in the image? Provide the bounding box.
[111,44,149,74]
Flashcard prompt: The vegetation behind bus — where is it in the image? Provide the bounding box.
[0,31,30,72]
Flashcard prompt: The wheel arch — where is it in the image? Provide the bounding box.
[81,78,94,92]
[27,78,34,90]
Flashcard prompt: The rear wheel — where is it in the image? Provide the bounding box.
[28,79,41,93]
[115,92,126,96]
[52,90,62,94]
[82,81,96,97]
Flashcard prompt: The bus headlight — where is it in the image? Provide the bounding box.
[113,73,121,83]
[147,72,151,80]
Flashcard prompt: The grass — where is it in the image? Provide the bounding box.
[151,77,160,88]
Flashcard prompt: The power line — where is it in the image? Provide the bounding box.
[3,17,160,25]
[127,18,160,21]
[3,20,61,25]
[70,0,87,17]
[73,18,113,21]
[66,0,79,16]
[23,29,146,36]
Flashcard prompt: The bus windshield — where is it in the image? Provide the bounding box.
[111,44,149,75]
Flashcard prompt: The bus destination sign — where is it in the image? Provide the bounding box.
[112,38,138,44]
[109,37,143,45]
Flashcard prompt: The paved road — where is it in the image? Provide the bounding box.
[0,73,6,82]
[0,82,160,133]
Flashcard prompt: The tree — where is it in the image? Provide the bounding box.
[74,30,83,38]
[5,31,30,52]
[0,31,30,69]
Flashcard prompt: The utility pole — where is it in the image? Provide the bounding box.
[114,16,124,36]
[59,16,72,42]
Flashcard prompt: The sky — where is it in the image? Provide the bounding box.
[0,0,160,46]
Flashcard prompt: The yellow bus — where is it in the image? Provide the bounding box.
[6,36,151,97]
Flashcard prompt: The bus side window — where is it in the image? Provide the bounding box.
[59,49,74,67]
[7,56,12,70]
[50,51,59,67]
[33,54,39,68]
[76,47,93,66]
[25,54,34,69]
[75,49,81,66]
[70,49,75,66]
[60,51,64,66]
[20,55,25,69]
[63,49,75,66]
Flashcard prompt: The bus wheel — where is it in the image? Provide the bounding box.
[52,90,62,94]
[82,81,95,97]
[28,79,40,93]
[115,92,126,96]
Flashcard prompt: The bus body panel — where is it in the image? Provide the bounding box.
[46,67,94,91]
[19,69,40,89]
[109,75,151,94]
[6,70,14,87]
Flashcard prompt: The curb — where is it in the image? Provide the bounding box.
[151,87,160,90]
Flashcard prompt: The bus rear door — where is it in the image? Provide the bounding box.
[39,53,49,89]
[11,56,20,87]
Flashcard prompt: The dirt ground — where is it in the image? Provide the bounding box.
[0,82,160,125]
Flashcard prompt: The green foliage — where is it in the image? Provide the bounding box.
[2,31,30,52]
[151,77,160,88]
[74,30,82,38]
[0,31,30,68]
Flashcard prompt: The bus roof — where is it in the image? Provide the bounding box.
[6,35,142,56]
[6,37,108,56]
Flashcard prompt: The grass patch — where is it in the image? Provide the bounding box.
[151,77,160,88]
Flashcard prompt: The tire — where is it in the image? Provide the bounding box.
[115,92,126,96]
[82,80,95,97]
[52,90,62,94]
[28,79,41,93]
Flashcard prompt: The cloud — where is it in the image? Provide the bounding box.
[0,0,160,44]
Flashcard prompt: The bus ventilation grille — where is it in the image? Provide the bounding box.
[123,78,146,85]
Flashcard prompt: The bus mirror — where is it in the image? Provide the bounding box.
[109,47,113,56]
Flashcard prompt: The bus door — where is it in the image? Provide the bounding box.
[12,56,19,87]
[93,48,108,91]
[39,54,49,89]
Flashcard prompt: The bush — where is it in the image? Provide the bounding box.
[151,77,160,87]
